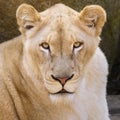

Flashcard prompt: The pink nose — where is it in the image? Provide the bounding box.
[57,77,69,85]
[51,74,74,86]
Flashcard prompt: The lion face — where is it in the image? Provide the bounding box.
[16,4,106,99]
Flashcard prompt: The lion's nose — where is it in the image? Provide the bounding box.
[51,74,74,86]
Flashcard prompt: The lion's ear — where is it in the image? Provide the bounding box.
[79,5,106,36]
[16,3,40,33]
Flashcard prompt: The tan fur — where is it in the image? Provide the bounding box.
[0,3,110,120]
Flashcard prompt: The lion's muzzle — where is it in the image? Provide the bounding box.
[51,74,74,86]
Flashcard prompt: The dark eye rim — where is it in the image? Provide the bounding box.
[73,41,83,49]
[40,42,50,50]
[25,25,34,30]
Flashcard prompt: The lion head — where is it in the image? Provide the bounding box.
[16,3,106,101]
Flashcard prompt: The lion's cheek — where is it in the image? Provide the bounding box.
[64,81,80,93]
[44,81,62,94]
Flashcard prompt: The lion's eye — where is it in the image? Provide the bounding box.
[73,42,83,49]
[25,25,34,30]
[40,42,50,50]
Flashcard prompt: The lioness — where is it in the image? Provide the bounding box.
[0,3,110,120]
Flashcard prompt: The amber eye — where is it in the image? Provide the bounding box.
[73,42,83,49]
[40,42,50,50]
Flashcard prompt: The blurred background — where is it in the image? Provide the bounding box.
[0,0,120,95]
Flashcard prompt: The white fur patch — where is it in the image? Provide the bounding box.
[50,93,74,104]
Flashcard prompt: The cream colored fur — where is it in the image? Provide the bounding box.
[0,3,110,120]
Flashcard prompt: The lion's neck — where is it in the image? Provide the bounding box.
[21,93,84,120]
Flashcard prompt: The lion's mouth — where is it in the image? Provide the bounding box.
[52,89,74,94]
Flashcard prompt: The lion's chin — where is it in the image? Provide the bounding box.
[49,91,75,104]
[51,88,74,95]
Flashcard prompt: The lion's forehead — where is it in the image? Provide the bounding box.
[38,4,79,32]
[26,4,83,43]
[40,3,78,19]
